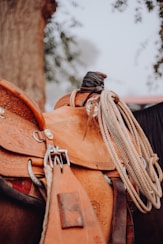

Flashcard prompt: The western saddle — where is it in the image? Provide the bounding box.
[0,72,162,244]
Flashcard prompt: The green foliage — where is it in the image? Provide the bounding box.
[44,0,162,90]
[44,2,84,90]
[111,0,163,79]
[112,0,128,12]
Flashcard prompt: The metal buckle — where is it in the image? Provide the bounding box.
[44,145,70,169]
[28,145,70,186]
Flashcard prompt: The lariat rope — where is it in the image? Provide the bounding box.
[95,90,163,213]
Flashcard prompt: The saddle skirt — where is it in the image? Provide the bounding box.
[0,109,46,158]
[44,106,119,171]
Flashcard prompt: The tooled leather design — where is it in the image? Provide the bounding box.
[0,87,39,126]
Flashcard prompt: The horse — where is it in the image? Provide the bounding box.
[133,102,163,244]
[0,73,162,243]
[0,177,45,244]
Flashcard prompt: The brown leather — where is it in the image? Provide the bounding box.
[54,92,96,109]
[43,107,120,170]
[0,78,45,129]
[0,88,118,175]
[0,147,44,177]
[0,104,117,175]
[0,79,134,244]
[111,177,127,244]
[126,206,135,244]
[0,109,46,158]
[54,93,72,108]
[55,92,84,108]
[44,164,106,244]
[0,108,45,177]
[0,81,133,174]
[72,166,114,242]
[0,79,47,178]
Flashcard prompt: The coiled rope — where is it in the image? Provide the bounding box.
[96,90,163,213]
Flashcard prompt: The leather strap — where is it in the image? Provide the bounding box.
[126,205,135,244]
[72,166,113,242]
[43,165,105,244]
[111,177,127,244]
[126,194,135,244]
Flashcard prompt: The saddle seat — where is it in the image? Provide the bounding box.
[0,78,118,173]
[44,105,118,171]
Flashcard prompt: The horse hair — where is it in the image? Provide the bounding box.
[133,102,163,170]
[0,176,45,209]
[132,102,163,244]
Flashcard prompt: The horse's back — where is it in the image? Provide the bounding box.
[133,102,163,244]
[134,102,163,168]
[0,193,44,244]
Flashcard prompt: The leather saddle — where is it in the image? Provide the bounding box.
[0,79,129,243]
[0,78,117,174]
[0,78,114,243]
[0,78,47,177]
[43,106,118,170]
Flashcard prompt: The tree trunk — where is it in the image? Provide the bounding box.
[0,0,57,111]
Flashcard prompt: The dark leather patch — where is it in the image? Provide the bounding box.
[57,191,84,229]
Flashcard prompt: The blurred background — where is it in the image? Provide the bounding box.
[0,0,162,111]
[45,0,163,110]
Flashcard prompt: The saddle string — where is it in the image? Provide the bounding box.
[39,145,53,244]
[98,90,163,213]
[69,89,80,107]
[69,72,105,138]
[83,96,100,139]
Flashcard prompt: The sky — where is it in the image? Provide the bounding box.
[46,0,163,110]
